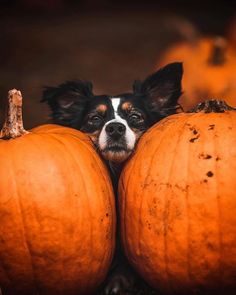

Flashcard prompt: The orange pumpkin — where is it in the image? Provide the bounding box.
[158,37,236,110]
[119,100,236,294]
[0,90,116,295]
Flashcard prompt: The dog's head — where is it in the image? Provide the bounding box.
[42,62,183,163]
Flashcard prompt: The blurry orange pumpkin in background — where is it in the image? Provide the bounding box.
[119,100,236,294]
[0,90,116,295]
[157,37,236,110]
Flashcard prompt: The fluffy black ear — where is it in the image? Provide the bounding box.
[133,62,183,120]
[41,80,93,128]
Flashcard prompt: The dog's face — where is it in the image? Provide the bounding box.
[42,62,183,163]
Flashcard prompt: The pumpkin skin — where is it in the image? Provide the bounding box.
[0,123,116,295]
[119,101,236,294]
[158,37,236,110]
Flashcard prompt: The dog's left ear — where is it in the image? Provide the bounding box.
[133,62,183,119]
[41,80,93,128]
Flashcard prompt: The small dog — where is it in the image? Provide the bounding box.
[42,62,183,294]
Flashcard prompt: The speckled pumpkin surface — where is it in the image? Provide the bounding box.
[119,101,236,294]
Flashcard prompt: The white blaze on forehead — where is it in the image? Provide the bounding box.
[111,97,121,117]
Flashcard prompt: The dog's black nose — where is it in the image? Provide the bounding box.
[105,122,126,139]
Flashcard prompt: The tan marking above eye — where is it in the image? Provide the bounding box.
[122,102,133,111]
[96,104,107,113]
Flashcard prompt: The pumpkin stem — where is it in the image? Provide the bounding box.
[208,37,227,66]
[189,99,236,113]
[0,89,28,139]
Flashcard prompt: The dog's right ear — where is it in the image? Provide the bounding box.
[41,80,93,128]
[133,62,183,122]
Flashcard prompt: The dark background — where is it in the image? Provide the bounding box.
[0,0,236,129]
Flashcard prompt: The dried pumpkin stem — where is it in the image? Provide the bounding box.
[189,99,236,113]
[0,89,28,139]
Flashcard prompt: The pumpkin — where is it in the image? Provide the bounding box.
[158,37,236,110]
[0,90,116,295]
[119,100,236,294]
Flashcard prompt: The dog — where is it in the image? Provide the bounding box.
[42,62,183,294]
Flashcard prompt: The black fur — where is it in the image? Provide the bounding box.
[133,62,183,123]
[42,80,93,128]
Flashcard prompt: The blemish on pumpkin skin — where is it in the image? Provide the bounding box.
[159,182,174,190]
[216,156,221,161]
[198,153,212,160]
[189,134,200,142]
[105,228,112,240]
[149,207,157,217]
[208,124,215,130]
[143,139,152,146]
[201,179,208,183]
[206,171,214,177]
[142,179,155,189]
[175,184,189,192]
[189,127,200,142]
[188,125,196,130]
[189,126,199,135]
[146,220,152,230]
[106,213,109,217]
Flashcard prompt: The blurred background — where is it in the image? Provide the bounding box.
[1,0,236,128]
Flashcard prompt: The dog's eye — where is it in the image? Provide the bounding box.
[89,115,103,124]
[129,113,142,121]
